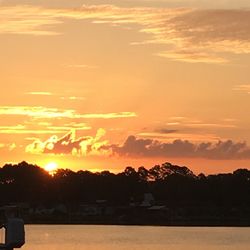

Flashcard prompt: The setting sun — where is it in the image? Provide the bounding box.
[44,162,58,174]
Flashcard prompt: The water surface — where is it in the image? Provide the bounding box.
[22,225,250,250]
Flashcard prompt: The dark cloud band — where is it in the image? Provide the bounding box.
[103,135,250,160]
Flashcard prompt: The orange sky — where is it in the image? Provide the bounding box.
[1,0,250,174]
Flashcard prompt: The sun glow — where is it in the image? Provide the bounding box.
[44,162,58,174]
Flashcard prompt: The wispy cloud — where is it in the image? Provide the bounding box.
[0,106,137,119]
[155,128,178,134]
[0,121,91,135]
[1,5,250,63]
[79,112,137,119]
[166,122,180,126]
[26,92,52,96]
[156,50,228,64]
[26,91,86,101]
[164,116,237,129]
[103,135,250,160]
[0,142,16,151]
[64,122,90,128]
[0,106,77,119]
[0,125,25,130]
[0,129,67,134]
[47,125,91,131]
[233,85,250,94]
[138,132,220,142]
[0,5,62,35]
[60,96,86,101]
[184,123,236,128]
[0,125,56,134]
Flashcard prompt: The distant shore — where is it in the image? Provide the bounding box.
[1,162,250,229]
[24,217,250,227]
[25,222,250,227]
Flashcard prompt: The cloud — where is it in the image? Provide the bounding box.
[102,135,250,160]
[123,0,250,8]
[0,142,17,151]
[8,143,16,151]
[166,122,180,126]
[25,92,87,101]
[155,128,178,134]
[0,121,92,135]
[159,9,250,62]
[26,128,108,156]
[26,92,52,96]
[0,125,25,130]
[79,112,137,119]
[138,132,219,142]
[184,123,236,128]
[0,5,62,35]
[164,117,237,129]
[0,106,136,119]
[233,85,250,94]
[60,96,86,101]
[25,91,86,101]
[0,129,66,134]
[0,106,76,119]
[64,122,90,128]
[0,125,56,134]
[1,5,250,63]
[47,126,91,131]
[156,50,228,64]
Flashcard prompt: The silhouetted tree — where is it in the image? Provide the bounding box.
[0,161,249,213]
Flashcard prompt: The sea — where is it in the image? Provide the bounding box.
[21,225,250,250]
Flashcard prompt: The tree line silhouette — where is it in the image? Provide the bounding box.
[0,161,249,208]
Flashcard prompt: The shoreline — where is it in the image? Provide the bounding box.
[24,220,250,227]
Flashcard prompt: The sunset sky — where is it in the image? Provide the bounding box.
[1,0,250,174]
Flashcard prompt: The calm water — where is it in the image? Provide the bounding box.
[21,225,250,250]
